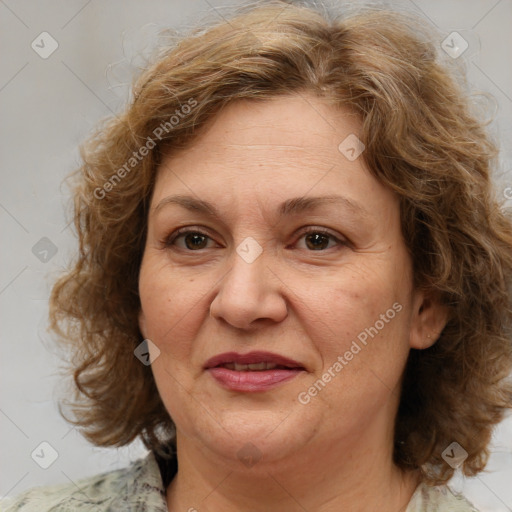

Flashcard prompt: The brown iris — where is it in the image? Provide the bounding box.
[305,232,330,250]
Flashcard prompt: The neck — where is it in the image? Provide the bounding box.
[165,420,421,511]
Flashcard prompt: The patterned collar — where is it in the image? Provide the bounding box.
[4,451,478,511]
[4,452,169,511]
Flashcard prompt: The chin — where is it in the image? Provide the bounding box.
[180,406,320,470]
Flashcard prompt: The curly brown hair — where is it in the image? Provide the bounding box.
[50,1,512,485]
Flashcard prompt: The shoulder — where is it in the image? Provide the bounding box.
[1,452,168,512]
[406,482,480,512]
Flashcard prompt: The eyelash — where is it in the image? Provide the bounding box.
[163,226,347,252]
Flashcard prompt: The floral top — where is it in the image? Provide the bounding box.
[2,451,479,511]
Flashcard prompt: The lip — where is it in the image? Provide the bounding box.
[204,351,306,393]
[204,351,304,370]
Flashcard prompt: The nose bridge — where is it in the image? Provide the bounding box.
[209,239,287,328]
[221,241,268,304]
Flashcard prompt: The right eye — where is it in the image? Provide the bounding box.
[164,228,220,251]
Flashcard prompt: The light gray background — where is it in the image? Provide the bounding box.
[1,0,511,510]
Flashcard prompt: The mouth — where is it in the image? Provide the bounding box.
[219,362,298,371]
[204,351,306,392]
[204,351,305,371]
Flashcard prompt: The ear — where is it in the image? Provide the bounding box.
[138,309,148,339]
[409,289,450,349]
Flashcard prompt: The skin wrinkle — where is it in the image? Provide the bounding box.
[137,95,445,511]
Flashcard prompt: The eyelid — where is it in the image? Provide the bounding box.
[168,226,212,239]
[292,226,348,248]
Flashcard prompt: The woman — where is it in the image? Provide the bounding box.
[5,1,512,510]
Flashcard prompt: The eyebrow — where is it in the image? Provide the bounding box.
[153,194,369,219]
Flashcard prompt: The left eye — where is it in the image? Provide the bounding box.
[294,229,344,251]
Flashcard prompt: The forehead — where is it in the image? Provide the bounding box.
[151,94,396,218]
[174,94,361,157]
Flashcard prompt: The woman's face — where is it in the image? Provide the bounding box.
[138,94,435,469]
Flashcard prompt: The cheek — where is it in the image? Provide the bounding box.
[298,281,410,423]
[297,260,410,364]
[138,257,209,353]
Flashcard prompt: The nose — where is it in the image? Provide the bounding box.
[209,247,288,329]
